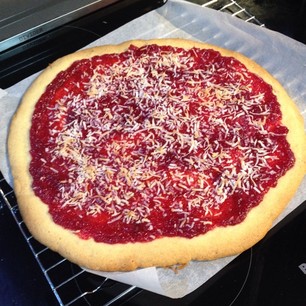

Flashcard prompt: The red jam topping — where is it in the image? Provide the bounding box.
[30,44,295,243]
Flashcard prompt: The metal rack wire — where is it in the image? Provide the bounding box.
[0,172,143,306]
[0,1,263,305]
[201,0,264,26]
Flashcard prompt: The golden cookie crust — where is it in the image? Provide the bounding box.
[8,38,306,271]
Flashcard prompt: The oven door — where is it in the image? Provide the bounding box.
[0,0,167,88]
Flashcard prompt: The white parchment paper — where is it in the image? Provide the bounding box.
[1,0,305,299]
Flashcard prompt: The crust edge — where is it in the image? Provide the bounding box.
[8,38,306,271]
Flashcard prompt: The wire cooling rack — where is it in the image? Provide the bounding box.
[0,1,263,305]
[0,172,142,306]
[201,0,264,26]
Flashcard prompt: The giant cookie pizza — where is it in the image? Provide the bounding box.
[8,39,306,271]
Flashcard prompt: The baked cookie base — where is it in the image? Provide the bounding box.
[8,38,306,271]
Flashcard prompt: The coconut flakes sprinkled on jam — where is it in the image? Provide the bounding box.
[30,44,294,243]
